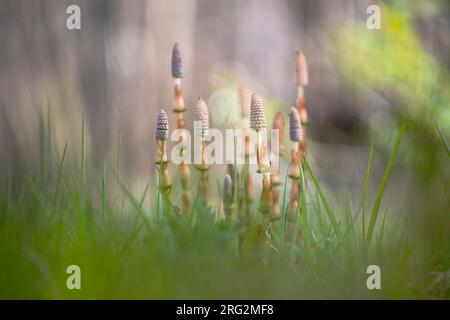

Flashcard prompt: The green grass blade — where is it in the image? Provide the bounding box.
[289,181,303,261]
[305,159,343,240]
[299,164,310,249]
[115,173,151,230]
[366,124,406,244]
[362,141,374,240]
[343,194,358,241]
[377,207,389,250]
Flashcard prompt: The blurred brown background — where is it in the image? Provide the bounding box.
[0,0,448,196]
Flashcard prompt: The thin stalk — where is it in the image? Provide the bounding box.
[366,124,406,244]
[156,140,173,214]
[173,79,191,215]
[306,159,343,241]
[243,134,253,218]
[286,146,301,244]
[362,141,374,242]
[232,136,238,221]
[270,112,284,218]
[196,141,209,205]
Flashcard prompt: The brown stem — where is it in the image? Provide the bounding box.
[256,132,270,173]
[299,127,307,165]
[174,82,186,112]
[271,187,280,218]
[270,154,282,218]
[196,141,209,205]
[243,134,253,218]
[260,174,273,216]
[286,148,305,245]
[296,87,308,164]
[271,162,281,218]
[254,132,272,246]
[180,162,191,214]
[156,140,172,213]
[296,86,308,125]
[173,81,191,215]
[286,148,300,240]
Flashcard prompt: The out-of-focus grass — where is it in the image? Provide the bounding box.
[0,119,447,299]
[332,3,450,177]
[0,2,448,299]
[332,3,450,297]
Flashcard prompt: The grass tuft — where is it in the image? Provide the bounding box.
[366,123,406,245]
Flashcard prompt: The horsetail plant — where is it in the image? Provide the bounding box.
[227,164,241,218]
[295,50,309,123]
[270,112,285,217]
[171,42,191,215]
[250,94,272,217]
[223,174,233,219]
[239,87,253,217]
[155,109,173,213]
[195,97,210,205]
[286,107,303,240]
[295,50,309,163]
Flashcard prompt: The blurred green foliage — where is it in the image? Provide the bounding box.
[333,4,449,174]
[332,3,449,286]
[0,129,447,299]
[0,1,448,300]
